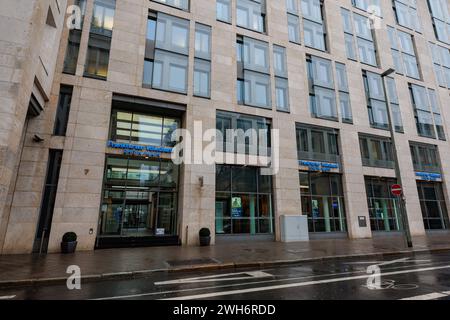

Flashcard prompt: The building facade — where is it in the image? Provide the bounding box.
[0,0,449,254]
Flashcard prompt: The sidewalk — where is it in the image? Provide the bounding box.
[1,233,450,288]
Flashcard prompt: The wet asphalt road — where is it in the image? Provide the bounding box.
[1,251,450,300]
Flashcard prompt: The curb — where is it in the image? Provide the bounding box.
[1,247,450,289]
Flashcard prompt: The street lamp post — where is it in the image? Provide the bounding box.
[381,68,413,248]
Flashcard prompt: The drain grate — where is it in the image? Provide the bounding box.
[166,258,220,267]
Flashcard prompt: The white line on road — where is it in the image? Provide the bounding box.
[347,258,431,266]
[92,261,445,300]
[0,295,16,300]
[401,292,449,300]
[161,264,450,300]
[155,271,273,286]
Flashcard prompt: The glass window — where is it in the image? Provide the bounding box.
[344,34,357,60]
[101,157,179,238]
[286,0,299,14]
[194,23,211,98]
[307,56,337,120]
[155,13,190,55]
[339,92,352,123]
[393,0,421,32]
[302,0,327,51]
[429,42,450,89]
[273,45,289,112]
[243,37,269,73]
[53,86,73,136]
[296,124,340,163]
[359,135,394,168]
[85,36,111,79]
[344,11,378,66]
[386,29,421,79]
[63,30,82,74]
[111,110,180,148]
[352,0,382,15]
[427,0,450,44]
[275,78,289,112]
[417,181,449,230]
[217,0,231,22]
[243,70,271,108]
[385,77,403,133]
[273,45,287,77]
[194,59,211,98]
[363,71,389,130]
[288,13,301,43]
[303,19,326,51]
[341,8,353,34]
[310,56,333,88]
[365,177,402,232]
[195,23,211,60]
[216,165,274,235]
[85,0,115,79]
[152,0,189,11]
[336,63,352,123]
[409,83,445,139]
[236,0,266,33]
[216,111,271,156]
[91,0,115,37]
[410,142,441,173]
[152,50,188,94]
[237,37,272,109]
[300,172,347,233]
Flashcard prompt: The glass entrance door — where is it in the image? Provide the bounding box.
[99,157,179,239]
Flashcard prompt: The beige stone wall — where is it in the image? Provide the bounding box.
[0,0,449,253]
[0,0,68,253]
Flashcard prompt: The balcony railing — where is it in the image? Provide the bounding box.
[413,163,441,174]
[298,151,340,165]
[362,158,395,169]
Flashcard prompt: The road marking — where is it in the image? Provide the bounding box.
[92,261,444,300]
[155,271,272,286]
[161,264,450,300]
[347,257,431,266]
[0,295,16,300]
[401,292,449,300]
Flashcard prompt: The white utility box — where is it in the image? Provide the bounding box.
[280,215,309,242]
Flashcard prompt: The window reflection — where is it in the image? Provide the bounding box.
[112,110,180,148]
[215,165,273,235]
[300,172,347,233]
[101,157,179,237]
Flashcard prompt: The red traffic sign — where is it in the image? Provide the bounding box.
[391,184,403,196]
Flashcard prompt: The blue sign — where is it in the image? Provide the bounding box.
[415,172,442,181]
[299,160,339,172]
[107,141,173,158]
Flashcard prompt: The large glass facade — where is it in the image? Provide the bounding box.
[365,177,401,232]
[110,110,180,148]
[100,157,178,237]
[300,172,347,233]
[99,110,180,240]
[215,165,274,235]
[417,181,449,230]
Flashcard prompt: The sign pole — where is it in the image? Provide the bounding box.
[381,69,413,248]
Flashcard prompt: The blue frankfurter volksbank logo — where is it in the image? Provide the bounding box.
[107,141,173,158]
[299,160,339,172]
[415,172,442,181]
